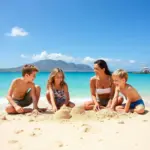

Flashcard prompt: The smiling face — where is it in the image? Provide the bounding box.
[94,64,105,76]
[47,68,66,89]
[112,69,128,88]
[112,75,126,88]
[54,72,64,85]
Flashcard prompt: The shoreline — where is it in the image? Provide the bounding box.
[0,94,150,105]
[0,95,150,112]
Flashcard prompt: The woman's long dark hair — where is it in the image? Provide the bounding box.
[94,59,111,75]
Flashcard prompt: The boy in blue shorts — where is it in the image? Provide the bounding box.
[110,69,145,114]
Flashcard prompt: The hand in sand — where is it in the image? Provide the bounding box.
[94,103,100,111]
[64,101,69,106]
[106,104,111,108]
[62,103,68,107]
[52,105,58,112]
[15,105,24,113]
[31,109,41,116]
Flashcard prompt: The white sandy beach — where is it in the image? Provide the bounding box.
[0,96,150,150]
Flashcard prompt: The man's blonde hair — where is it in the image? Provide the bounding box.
[112,69,128,81]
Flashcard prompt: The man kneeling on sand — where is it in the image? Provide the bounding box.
[5,64,46,114]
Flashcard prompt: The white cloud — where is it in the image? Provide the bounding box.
[29,51,124,65]
[20,54,27,58]
[82,57,118,64]
[21,51,138,70]
[32,51,75,62]
[129,60,136,63]
[82,57,96,64]
[100,58,113,62]
[6,27,28,37]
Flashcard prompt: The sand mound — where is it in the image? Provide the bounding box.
[70,106,85,116]
[96,109,119,119]
[61,105,72,112]
[54,107,71,120]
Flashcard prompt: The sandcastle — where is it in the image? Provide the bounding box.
[53,106,133,120]
[96,109,119,119]
[53,105,86,120]
[54,105,72,120]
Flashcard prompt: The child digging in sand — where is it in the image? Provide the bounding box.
[110,69,145,114]
[46,68,75,112]
[5,64,46,114]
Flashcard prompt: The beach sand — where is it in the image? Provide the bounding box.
[0,99,150,150]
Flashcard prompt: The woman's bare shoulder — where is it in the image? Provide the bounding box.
[90,76,97,81]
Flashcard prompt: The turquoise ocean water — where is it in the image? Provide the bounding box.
[0,72,150,104]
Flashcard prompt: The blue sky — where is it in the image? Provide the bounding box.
[0,0,150,71]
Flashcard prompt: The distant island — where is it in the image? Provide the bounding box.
[130,67,150,74]
[129,72,150,74]
[0,60,149,74]
[0,59,93,72]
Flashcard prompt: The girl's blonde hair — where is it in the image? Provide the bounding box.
[47,68,66,89]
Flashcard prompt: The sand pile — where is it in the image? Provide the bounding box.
[54,106,71,120]
[95,109,119,119]
[53,106,131,121]
[70,106,85,116]
[53,105,86,120]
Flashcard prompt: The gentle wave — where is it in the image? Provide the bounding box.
[0,96,90,105]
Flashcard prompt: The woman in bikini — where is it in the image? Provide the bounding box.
[46,68,75,112]
[84,59,123,111]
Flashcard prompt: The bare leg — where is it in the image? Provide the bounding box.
[117,96,124,105]
[34,85,47,112]
[67,102,75,108]
[35,85,40,103]
[133,105,145,114]
[5,105,17,114]
[46,91,52,105]
[110,96,124,111]
[84,100,95,110]
[5,105,32,114]
[115,105,125,113]
[116,103,145,114]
